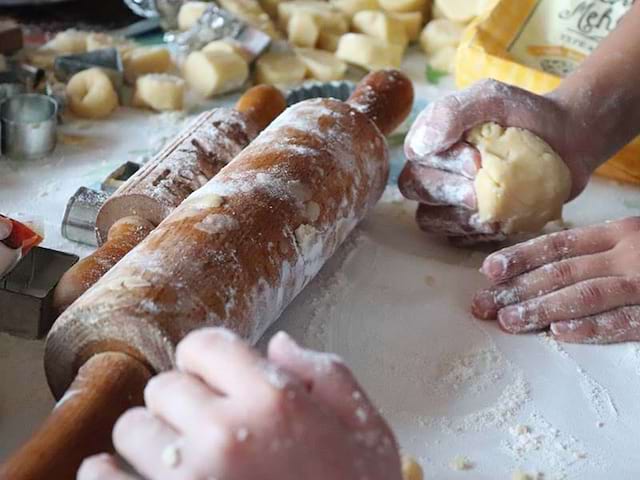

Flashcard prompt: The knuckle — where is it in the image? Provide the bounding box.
[548,233,571,258]
[545,261,575,285]
[576,283,605,307]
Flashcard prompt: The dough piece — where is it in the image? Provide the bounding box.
[178,1,209,30]
[401,455,424,480]
[429,45,457,72]
[132,74,185,111]
[202,40,251,61]
[295,48,347,81]
[123,47,172,84]
[255,51,307,85]
[66,67,119,119]
[288,12,320,48]
[43,29,87,54]
[379,0,426,13]
[278,1,349,34]
[330,0,379,19]
[259,0,282,18]
[419,18,464,54]
[217,0,281,38]
[434,0,480,23]
[388,11,423,41]
[468,122,572,234]
[317,31,342,52]
[449,455,472,471]
[335,33,404,70]
[85,32,134,54]
[184,51,249,97]
[352,10,408,47]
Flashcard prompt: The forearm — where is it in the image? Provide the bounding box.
[550,2,640,171]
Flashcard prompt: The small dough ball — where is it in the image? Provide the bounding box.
[178,1,210,30]
[429,45,457,72]
[66,67,119,119]
[43,29,87,54]
[255,51,307,85]
[379,0,426,13]
[295,48,347,81]
[335,33,404,70]
[132,74,185,111]
[434,0,480,23]
[352,10,408,47]
[123,47,172,84]
[330,0,379,19]
[184,51,249,97]
[388,11,423,41]
[278,1,349,35]
[288,12,320,48]
[402,455,424,480]
[419,18,464,54]
[468,122,572,234]
[317,31,342,52]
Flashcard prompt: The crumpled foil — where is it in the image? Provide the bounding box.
[163,5,245,52]
[123,0,183,29]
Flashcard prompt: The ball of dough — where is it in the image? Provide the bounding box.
[352,10,408,47]
[123,47,172,84]
[335,32,404,70]
[178,1,210,30]
[419,18,464,55]
[184,50,249,97]
[132,74,185,111]
[295,48,347,81]
[401,455,424,480]
[66,67,119,119]
[468,122,572,234]
[255,51,307,85]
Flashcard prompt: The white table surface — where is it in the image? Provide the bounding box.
[2,50,640,479]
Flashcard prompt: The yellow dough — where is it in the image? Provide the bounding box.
[178,1,209,30]
[288,12,321,48]
[419,18,464,55]
[352,10,408,47]
[335,33,404,70]
[317,31,342,52]
[330,0,379,19]
[218,0,281,38]
[401,455,424,480]
[202,40,238,55]
[295,48,347,81]
[468,122,572,234]
[255,51,307,85]
[43,29,88,54]
[184,51,249,97]
[428,45,457,72]
[132,74,185,111]
[278,1,349,34]
[123,47,172,84]
[434,0,480,23]
[378,0,426,13]
[66,67,119,119]
[388,11,423,41]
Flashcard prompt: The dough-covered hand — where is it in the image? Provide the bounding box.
[78,328,402,480]
[472,217,640,344]
[400,79,593,242]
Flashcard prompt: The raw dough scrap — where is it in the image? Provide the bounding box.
[468,122,571,234]
[123,47,172,84]
[184,50,249,97]
[295,48,347,81]
[132,74,185,111]
[330,0,379,19]
[178,1,209,30]
[66,67,119,119]
[352,10,408,47]
[388,11,423,41]
[255,51,307,85]
[288,12,321,48]
[335,33,404,70]
[419,18,464,55]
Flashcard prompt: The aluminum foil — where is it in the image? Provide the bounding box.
[123,0,183,29]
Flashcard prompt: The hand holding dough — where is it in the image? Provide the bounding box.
[66,67,119,119]
[132,74,185,111]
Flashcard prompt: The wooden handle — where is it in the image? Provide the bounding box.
[0,352,151,480]
[235,84,287,132]
[52,216,155,316]
[347,69,414,136]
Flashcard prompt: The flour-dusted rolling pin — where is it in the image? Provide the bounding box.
[51,85,287,315]
[1,70,413,480]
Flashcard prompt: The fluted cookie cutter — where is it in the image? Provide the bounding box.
[0,93,58,160]
[285,80,356,107]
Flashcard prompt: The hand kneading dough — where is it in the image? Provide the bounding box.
[352,10,408,47]
[132,74,184,111]
[178,1,209,30]
[468,122,571,234]
[401,455,424,480]
[288,12,320,48]
[336,33,404,70]
[295,48,347,81]
[255,51,307,84]
[184,51,249,97]
[123,47,172,84]
[66,67,119,119]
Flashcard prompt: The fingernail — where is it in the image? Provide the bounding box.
[498,307,524,333]
[550,322,570,335]
[471,290,496,319]
[482,254,508,279]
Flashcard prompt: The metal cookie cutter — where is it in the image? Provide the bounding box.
[61,187,109,247]
[101,161,141,194]
[286,80,356,107]
[0,246,78,338]
[53,48,124,90]
[0,71,25,102]
[0,93,58,160]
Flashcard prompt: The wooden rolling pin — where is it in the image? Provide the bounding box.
[1,70,413,480]
[51,85,287,315]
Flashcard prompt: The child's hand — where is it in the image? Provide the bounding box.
[78,328,402,480]
[472,217,640,343]
[400,79,594,241]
